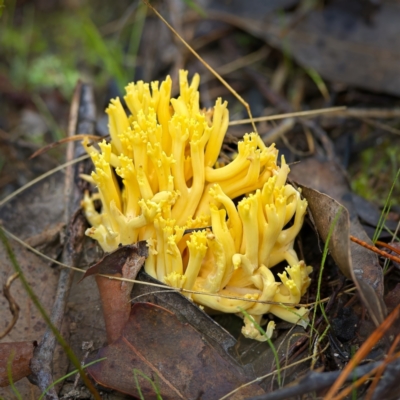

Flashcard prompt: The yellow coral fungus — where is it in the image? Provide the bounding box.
[82,70,312,341]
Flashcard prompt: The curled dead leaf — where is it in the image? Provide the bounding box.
[291,157,386,326]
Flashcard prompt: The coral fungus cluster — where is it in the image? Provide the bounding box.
[82,70,312,341]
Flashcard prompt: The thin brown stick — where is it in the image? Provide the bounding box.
[324,304,400,399]
[350,235,400,264]
[29,134,102,159]
[143,0,258,134]
[362,117,400,136]
[375,240,400,256]
[0,272,20,339]
[364,334,400,400]
[0,154,89,209]
[29,82,101,400]
[3,224,357,309]
[331,350,400,400]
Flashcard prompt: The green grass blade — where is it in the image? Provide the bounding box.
[31,93,64,141]
[126,2,147,81]
[80,13,126,92]
[305,67,330,101]
[373,168,400,243]
[309,207,343,348]
[38,357,107,400]
[181,0,206,16]
[0,0,5,18]
[7,351,23,400]
[239,308,282,387]
[0,227,101,399]
[133,369,163,400]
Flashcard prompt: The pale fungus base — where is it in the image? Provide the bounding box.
[81,70,312,341]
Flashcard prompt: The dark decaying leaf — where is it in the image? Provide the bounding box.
[81,241,148,279]
[131,271,297,391]
[351,194,398,234]
[0,341,35,387]
[385,283,400,313]
[131,271,244,359]
[291,157,386,326]
[87,302,264,400]
[203,0,400,96]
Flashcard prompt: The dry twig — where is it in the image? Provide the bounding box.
[28,83,99,399]
[0,272,20,339]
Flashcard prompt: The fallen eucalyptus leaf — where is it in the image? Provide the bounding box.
[87,302,264,399]
[291,158,386,326]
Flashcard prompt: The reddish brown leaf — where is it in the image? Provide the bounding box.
[87,303,264,400]
[0,341,36,387]
[95,272,135,345]
[81,241,148,280]
[83,242,148,344]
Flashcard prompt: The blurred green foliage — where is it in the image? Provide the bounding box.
[0,0,146,98]
[351,140,400,207]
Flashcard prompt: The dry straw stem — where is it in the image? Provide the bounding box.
[218,343,330,400]
[330,350,400,400]
[0,154,89,208]
[324,303,400,399]
[28,81,86,399]
[364,334,400,400]
[143,0,258,134]
[29,134,102,159]
[229,106,346,126]
[2,225,357,310]
[327,107,400,119]
[2,225,309,309]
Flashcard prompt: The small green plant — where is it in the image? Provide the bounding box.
[133,369,162,400]
[309,207,343,349]
[7,351,22,400]
[372,168,400,243]
[240,308,282,387]
[38,357,107,400]
[0,2,144,97]
[351,145,400,207]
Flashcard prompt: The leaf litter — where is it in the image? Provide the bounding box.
[1,1,400,399]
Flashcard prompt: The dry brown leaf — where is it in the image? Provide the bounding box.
[0,341,35,387]
[82,243,148,344]
[203,0,400,96]
[87,302,264,399]
[291,157,386,326]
